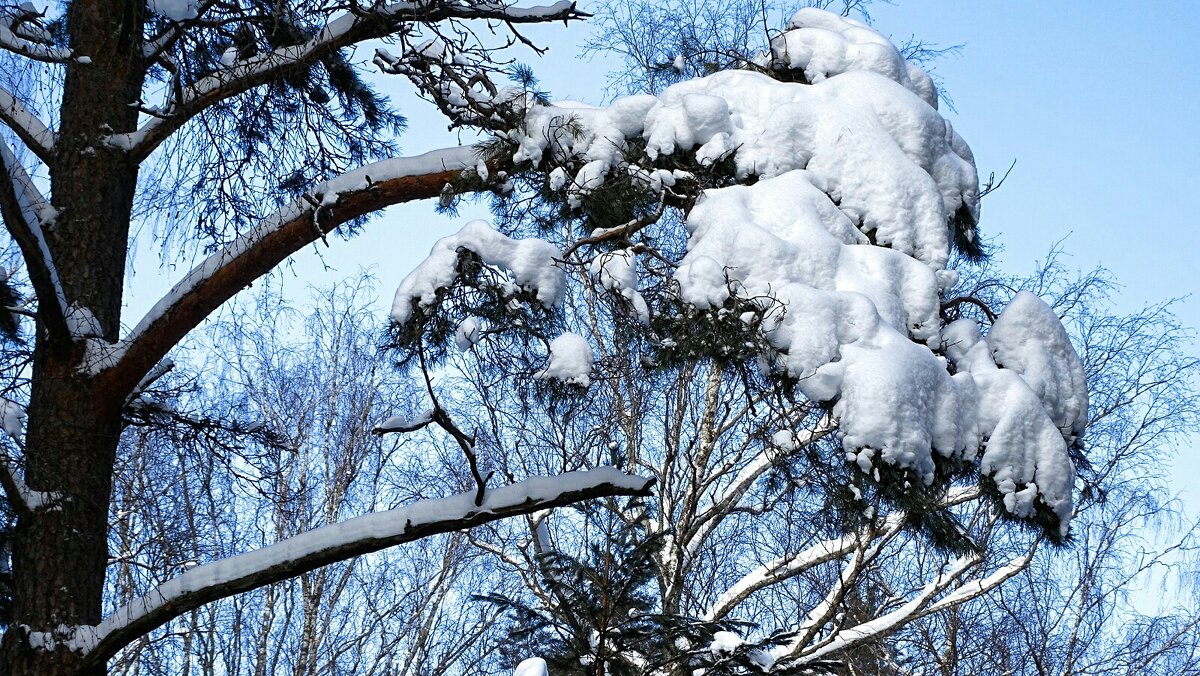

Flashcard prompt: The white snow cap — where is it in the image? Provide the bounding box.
[454,316,484,351]
[514,657,549,676]
[536,333,595,387]
[391,220,564,326]
[1,399,25,441]
[758,8,939,108]
[709,630,744,655]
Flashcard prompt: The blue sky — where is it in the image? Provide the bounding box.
[123,1,1199,515]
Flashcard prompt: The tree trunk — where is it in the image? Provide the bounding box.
[0,0,145,673]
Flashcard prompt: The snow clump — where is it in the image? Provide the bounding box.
[536,333,595,387]
[391,220,564,326]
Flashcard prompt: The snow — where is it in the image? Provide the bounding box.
[366,9,1083,534]
[590,249,648,323]
[454,316,483,351]
[987,291,1089,438]
[514,657,549,676]
[489,9,1080,533]
[374,409,434,434]
[1,398,24,441]
[515,72,975,268]
[390,220,564,326]
[0,5,72,62]
[102,146,479,374]
[0,141,67,316]
[756,8,938,108]
[0,85,57,152]
[73,468,652,656]
[710,630,744,655]
[535,333,594,387]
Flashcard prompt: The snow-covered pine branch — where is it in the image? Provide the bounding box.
[95,145,481,391]
[0,85,56,161]
[432,7,1087,538]
[118,0,588,163]
[72,468,652,670]
[0,139,68,338]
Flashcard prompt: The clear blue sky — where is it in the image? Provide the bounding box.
[124,1,1199,512]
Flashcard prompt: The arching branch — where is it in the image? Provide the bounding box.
[95,145,487,394]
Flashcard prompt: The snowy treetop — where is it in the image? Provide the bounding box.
[391,9,1087,537]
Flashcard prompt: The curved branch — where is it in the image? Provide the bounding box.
[0,20,72,63]
[941,294,997,323]
[73,468,655,670]
[94,145,483,394]
[118,1,588,163]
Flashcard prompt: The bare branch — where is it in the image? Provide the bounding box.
[117,1,588,162]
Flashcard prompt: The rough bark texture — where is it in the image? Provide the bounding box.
[1,0,146,674]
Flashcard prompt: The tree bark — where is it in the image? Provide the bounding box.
[1,0,146,673]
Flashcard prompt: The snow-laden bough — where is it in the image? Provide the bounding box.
[390,8,1087,537]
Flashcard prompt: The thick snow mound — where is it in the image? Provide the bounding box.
[758,8,938,108]
[987,291,1089,438]
[514,657,549,676]
[398,8,1084,535]
[514,68,976,268]
[536,333,595,387]
[391,220,563,325]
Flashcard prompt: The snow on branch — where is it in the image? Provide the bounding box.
[685,419,836,564]
[94,145,480,394]
[71,468,653,669]
[705,487,985,625]
[0,4,72,62]
[119,0,587,162]
[0,85,56,161]
[0,139,68,338]
[704,526,888,623]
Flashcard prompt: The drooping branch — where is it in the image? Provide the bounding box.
[119,0,588,163]
[96,145,484,394]
[0,140,68,339]
[0,85,56,162]
[72,468,654,670]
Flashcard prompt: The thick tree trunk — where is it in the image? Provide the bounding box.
[0,0,145,673]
